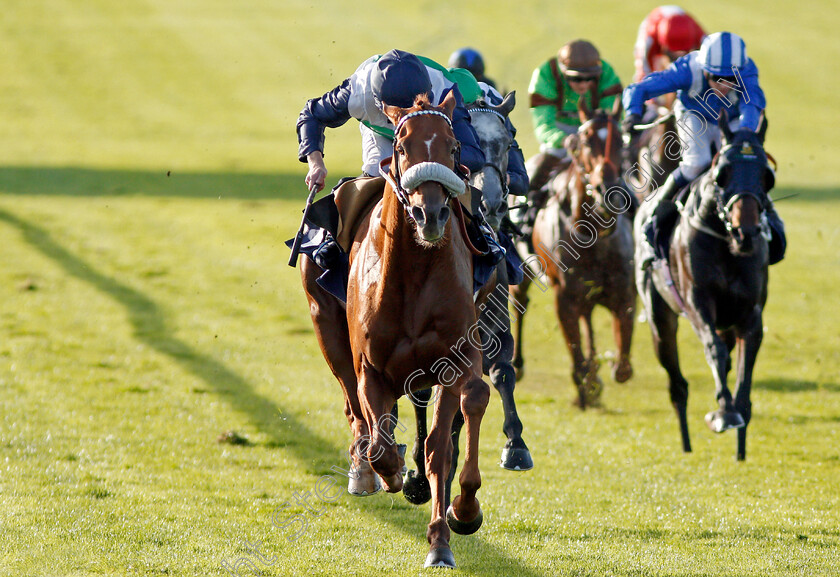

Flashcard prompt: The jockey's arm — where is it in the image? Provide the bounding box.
[734,63,767,132]
[507,140,529,196]
[531,105,572,150]
[622,62,690,118]
[296,78,354,191]
[445,86,486,174]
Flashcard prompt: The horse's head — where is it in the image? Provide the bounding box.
[467,92,516,231]
[381,91,467,246]
[711,111,774,257]
[569,97,625,234]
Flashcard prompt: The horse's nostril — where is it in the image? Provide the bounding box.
[438,206,451,226]
[411,206,426,226]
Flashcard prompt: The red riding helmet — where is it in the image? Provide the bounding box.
[658,14,700,53]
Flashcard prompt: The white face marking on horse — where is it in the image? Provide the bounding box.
[424,134,437,159]
[597,127,608,142]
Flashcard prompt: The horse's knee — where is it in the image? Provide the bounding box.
[669,378,689,406]
[488,363,516,392]
[461,379,490,416]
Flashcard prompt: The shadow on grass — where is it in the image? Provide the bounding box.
[0,166,320,200]
[755,378,840,393]
[0,206,549,577]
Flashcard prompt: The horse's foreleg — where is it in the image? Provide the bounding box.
[648,285,691,452]
[690,305,745,434]
[301,259,377,493]
[509,267,532,380]
[447,377,490,536]
[404,388,433,504]
[482,282,532,471]
[733,306,763,461]
[611,301,635,384]
[423,388,460,568]
[555,292,590,408]
[444,409,464,508]
[357,362,403,493]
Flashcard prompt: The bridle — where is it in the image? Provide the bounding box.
[379,109,466,219]
[707,143,773,242]
[573,114,626,231]
[467,104,511,199]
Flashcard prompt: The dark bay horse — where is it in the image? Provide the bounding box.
[303,92,490,568]
[635,114,773,460]
[511,99,636,408]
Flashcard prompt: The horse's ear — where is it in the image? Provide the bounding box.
[440,89,457,119]
[757,112,769,144]
[578,96,592,124]
[382,103,406,127]
[611,96,623,118]
[495,91,516,117]
[719,108,733,144]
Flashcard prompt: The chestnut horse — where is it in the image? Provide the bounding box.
[635,114,773,460]
[301,92,489,569]
[511,99,636,408]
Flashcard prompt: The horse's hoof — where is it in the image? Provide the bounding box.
[500,445,534,471]
[447,503,483,535]
[403,469,431,505]
[424,547,456,569]
[381,472,403,493]
[705,410,745,433]
[348,473,381,496]
[613,360,633,383]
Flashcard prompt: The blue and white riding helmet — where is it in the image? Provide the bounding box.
[698,32,747,77]
[371,49,433,109]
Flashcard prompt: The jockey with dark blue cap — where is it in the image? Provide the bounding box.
[298,49,485,193]
[622,32,784,267]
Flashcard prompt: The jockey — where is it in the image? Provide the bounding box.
[298,49,485,193]
[297,49,487,269]
[633,6,706,83]
[519,39,623,237]
[622,32,784,267]
[449,47,497,89]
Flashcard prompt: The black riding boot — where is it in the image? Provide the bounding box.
[640,172,689,269]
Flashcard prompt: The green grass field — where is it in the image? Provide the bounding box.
[2,1,839,575]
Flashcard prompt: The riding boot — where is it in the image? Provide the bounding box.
[765,203,786,265]
[313,233,342,270]
[640,172,689,269]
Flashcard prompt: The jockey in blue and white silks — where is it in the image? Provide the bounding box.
[622,32,779,267]
[624,31,766,186]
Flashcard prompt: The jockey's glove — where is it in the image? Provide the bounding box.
[622,113,642,135]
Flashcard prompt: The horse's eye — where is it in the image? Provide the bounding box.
[396,144,406,155]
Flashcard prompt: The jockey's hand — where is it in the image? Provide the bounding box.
[622,113,643,135]
[305,151,327,193]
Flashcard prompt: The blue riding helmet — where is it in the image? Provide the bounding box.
[698,32,747,76]
[371,49,433,109]
[448,47,485,78]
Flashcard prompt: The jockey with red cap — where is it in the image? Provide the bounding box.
[633,6,705,83]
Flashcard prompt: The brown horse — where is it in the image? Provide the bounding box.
[624,106,681,201]
[302,92,489,569]
[511,99,636,408]
[635,114,773,460]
